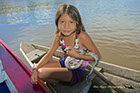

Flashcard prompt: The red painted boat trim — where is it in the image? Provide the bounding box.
[0,40,51,93]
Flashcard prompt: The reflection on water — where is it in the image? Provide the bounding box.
[0,0,58,24]
[0,0,140,70]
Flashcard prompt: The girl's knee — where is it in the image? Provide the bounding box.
[37,68,52,80]
[37,69,58,83]
[37,69,43,79]
[37,68,47,80]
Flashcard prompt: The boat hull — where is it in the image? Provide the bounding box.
[0,40,51,93]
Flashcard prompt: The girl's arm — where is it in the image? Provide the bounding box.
[31,34,60,84]
[79,32,101,60]
[34,34,60,69]
[67,32,101,61]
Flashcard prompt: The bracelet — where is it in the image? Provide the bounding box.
[32,68,38,72]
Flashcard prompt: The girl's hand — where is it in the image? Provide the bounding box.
[31,69,38,84]
[31,64,38,84]
[65,46,80,58]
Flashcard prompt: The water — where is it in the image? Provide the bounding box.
[0,0,140,71]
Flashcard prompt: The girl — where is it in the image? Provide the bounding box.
[31,4,101,85]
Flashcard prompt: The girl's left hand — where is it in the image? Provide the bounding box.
[65,46,80,58]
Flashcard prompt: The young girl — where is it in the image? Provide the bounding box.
[31,4,101,85]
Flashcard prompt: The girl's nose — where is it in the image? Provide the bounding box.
[64,22,69,29]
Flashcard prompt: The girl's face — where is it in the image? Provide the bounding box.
[58,13,76,36]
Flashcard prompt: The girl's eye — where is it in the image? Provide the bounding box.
[70,21,73,24]
[61,21,64,24]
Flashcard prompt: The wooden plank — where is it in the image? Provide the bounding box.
[20,42,35,54]
[33,43,64,58]
[93,69,125,93]
[103,72,140,93]
[26,49,46,62]
[98,61,140,82]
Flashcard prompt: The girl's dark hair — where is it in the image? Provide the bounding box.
[55,4,85,34]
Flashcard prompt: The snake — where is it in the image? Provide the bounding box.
[64,48,99,76]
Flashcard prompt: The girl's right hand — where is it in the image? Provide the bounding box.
[31,69,38,84]
[65,46,80,58]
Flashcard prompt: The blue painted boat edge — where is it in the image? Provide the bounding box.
[0,81,10,93]
[0,60,18,93]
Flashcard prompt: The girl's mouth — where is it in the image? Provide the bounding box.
[64,30,70,33]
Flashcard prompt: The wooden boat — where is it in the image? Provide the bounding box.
[0,40,51,93]
[20,41,140,93]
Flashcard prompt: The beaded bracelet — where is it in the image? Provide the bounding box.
[32,68,38,72]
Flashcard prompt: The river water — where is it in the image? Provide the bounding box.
[0,0,140,71]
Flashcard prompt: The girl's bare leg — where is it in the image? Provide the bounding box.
[42,60,62,68]
[37,60,72,83]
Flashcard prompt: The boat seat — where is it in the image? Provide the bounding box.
[20,42,35,54]
[26,49,46,62]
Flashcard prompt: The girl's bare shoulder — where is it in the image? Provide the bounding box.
[79,31,91,40]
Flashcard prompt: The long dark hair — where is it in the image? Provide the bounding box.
[55,4,85,34]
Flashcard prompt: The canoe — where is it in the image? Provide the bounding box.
[20,41,140,93]
[20,41,102,93]
[0,40,51,93]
